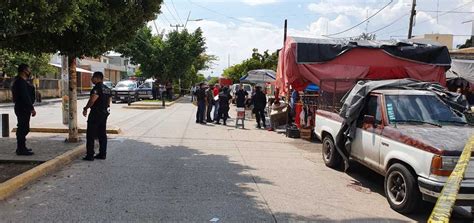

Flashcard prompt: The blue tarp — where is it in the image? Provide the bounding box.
[305,83,320,92]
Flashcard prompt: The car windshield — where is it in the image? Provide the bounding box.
[104,82,113,88]
[385,94,466,126]
[140,82,152,88]
[116,82,135,88]
[244,85,252,91]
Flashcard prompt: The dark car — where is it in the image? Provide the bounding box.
[112,80,138,103]
[137,79,155,100]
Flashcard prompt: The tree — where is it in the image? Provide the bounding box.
[208,77,219,86]
[0,50,56,77]
[1,1,163,142]
[350,33,376,41]
[222,49,278,83]
[117,27,215,90]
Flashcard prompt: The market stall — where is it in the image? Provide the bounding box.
[276,36,452,139]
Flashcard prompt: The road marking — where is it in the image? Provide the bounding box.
[428,135,474,223]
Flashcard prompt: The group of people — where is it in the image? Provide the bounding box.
[11,64,110,161]
[193,83,268,128]
[151,80,173,101]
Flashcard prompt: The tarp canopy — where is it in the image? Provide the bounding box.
[240,69,276,84]
[447,59,474,83]
[276,37,451,94]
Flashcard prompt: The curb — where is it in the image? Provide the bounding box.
[123,100,178,110]
[0,144,86,200]
[12,127,122,135]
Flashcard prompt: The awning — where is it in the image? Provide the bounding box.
[240,69,276,84]
[49,63,94,74]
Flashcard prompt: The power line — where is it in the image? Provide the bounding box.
[377,0,474,37]
[323,0,393,37]
[369,13,410,34]
[163,1,179,23]
[170,0,183,24]
[187,0,273,29]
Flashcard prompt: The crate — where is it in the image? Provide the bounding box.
[300,127,313,140]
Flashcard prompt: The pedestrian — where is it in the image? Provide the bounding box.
[235,83,248,109]
[206,85,214,122]
[194,83,207,124]
[213,84,220,121]
[215,87,232,125]
[190,85,196,102]
[82,72,112,161]
[252,86,267,129]
[11,64,36,156]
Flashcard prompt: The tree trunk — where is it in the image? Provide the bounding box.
[67,56,79,142]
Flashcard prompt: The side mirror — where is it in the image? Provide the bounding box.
[363,115,376,126]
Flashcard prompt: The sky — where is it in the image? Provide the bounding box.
[148,0,474,77]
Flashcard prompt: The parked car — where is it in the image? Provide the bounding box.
[112,80,138,103]
[137,79,155,100]
[314,87,473,214]
[230,83,252,104]
[103,81,114,89]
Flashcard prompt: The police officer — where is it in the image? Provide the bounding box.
[11,64,36,156]
[82,72,111,161]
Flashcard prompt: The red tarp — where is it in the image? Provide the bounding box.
[276,37,449,95]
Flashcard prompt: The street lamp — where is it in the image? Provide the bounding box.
[184,11,204,28]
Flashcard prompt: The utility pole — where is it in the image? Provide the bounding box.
[228,54,230,68]
[170,24,184,32]
[408,0,417,39]
[61,55,69,125]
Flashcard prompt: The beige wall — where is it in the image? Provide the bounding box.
[0,89,61,102]
[413,34,453,50]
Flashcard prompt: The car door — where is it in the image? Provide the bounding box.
[351,94,384,171]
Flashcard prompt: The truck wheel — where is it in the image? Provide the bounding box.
[322,135,341,168]
[384,163,421,214]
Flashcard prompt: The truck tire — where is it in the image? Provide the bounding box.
[322,135,341,168]
[384,163,421,214]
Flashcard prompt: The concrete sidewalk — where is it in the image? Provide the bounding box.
[0,134,82,162]
[0,95,88,108]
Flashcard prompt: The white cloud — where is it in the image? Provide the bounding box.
[148,0,473,77]
[242,0,278,6]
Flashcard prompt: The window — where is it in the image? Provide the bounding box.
[357,95,382,127]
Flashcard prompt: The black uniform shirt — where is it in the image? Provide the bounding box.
[89,82,111,121]
[11,76,35,113]
[235,89,248,107]
[195,88,206,102]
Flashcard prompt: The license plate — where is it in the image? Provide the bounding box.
[120,97,125,99]
[140,91,148,94]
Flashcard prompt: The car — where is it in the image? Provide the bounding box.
[111,80,138,103]
[315,84,473,214]
[137,79,155,100]
[103,81,114,89]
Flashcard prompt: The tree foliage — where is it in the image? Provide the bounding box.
[350,33,376,41]
[0,50,56,77]
[1,0,162,58]
[208,77,219,86]
[222,48,278,83]
[117,26,215,89]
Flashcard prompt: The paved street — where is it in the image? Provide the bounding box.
[0,98,466,222]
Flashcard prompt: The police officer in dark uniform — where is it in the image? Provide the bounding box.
[11,64,36,156]
[82,72,111,161]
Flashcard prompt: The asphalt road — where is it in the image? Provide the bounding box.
[0,97,470,222]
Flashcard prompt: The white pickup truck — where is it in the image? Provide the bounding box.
[314,89,474,213]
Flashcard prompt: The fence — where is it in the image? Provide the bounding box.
[317,79,359,113]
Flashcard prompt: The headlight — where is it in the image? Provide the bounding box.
[431,155,458,176]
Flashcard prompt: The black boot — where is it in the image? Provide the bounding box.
[82,155,94,161]
[94,153,106,160]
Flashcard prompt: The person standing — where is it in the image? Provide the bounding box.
[252,86,267,129]
[213,84,220,121]
[194,83,207,124]
[11,64,36,156]
[190,85,196,102]
[82,72,112,161]
[215,87,232,125]
[206,85,214,122]
[235,83,248,109]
